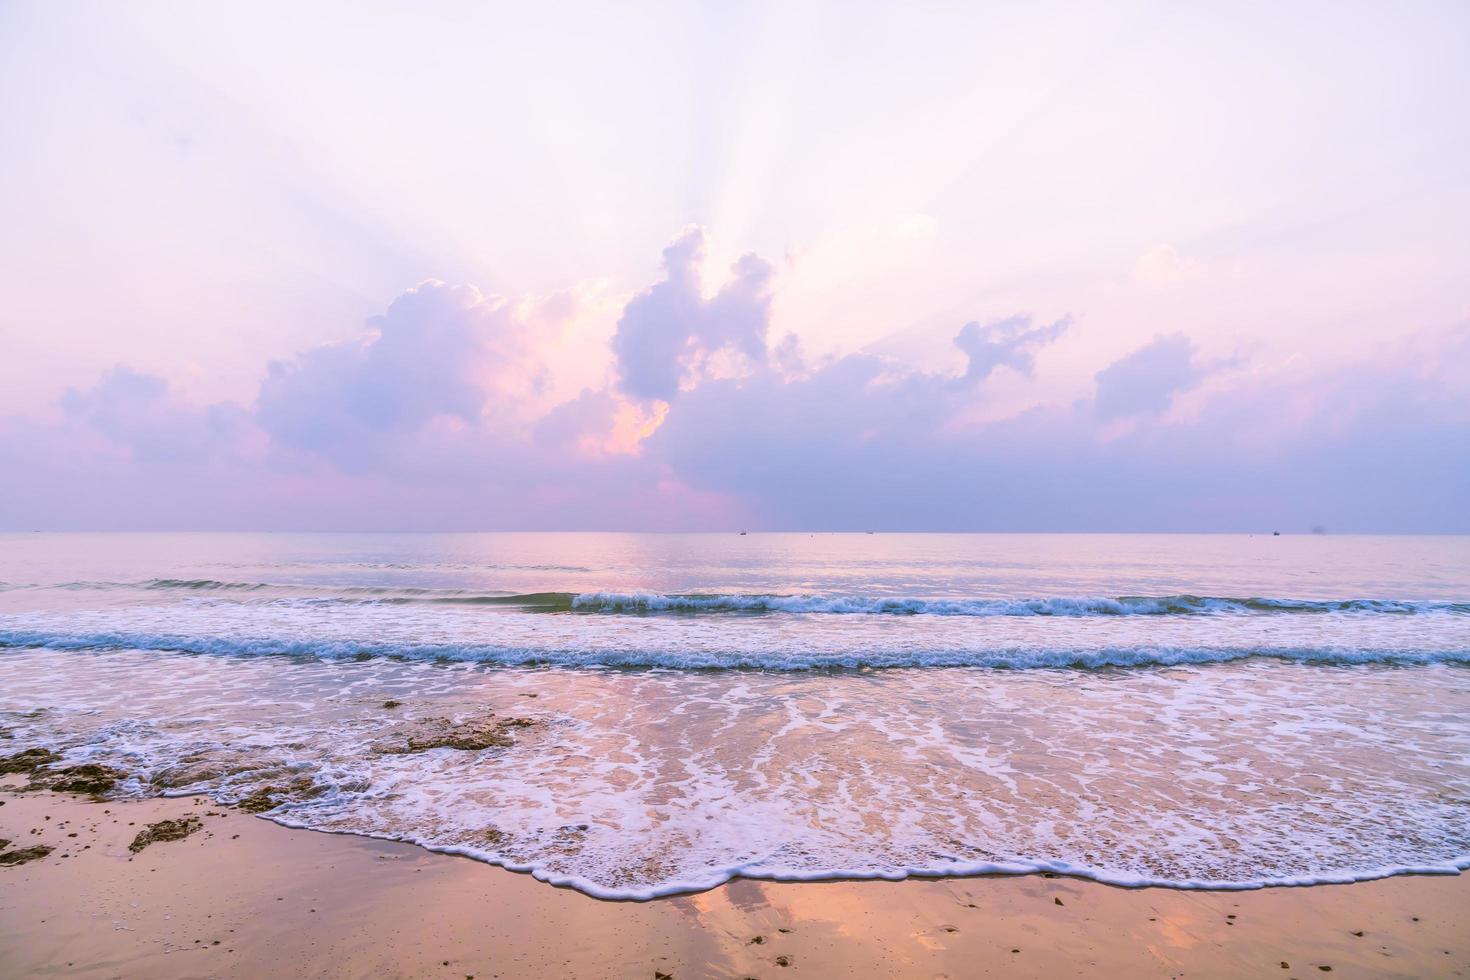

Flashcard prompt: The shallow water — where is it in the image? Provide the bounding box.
[2,532,1468,898]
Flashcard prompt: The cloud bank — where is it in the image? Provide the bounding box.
[612,227,775,402]
[3,229,1467,531]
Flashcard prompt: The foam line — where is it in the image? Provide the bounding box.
[3,627,1468,670]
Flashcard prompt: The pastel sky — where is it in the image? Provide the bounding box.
[1,1,1467,531]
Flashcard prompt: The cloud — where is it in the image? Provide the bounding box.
[954,315,1071,386]
[60,366,248,463]
[255,280,546,455]
[644,326,1470,531]
[2,232,1467,532]
[612,227,775,402]
[1093,333,1203,418]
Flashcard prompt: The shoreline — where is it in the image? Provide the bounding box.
[4,786,1469,978]
[265,811,1470,903]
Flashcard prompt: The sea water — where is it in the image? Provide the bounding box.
[1,532,1467,899]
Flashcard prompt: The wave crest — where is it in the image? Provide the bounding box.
[566,591,1468,617]
[13,579,1467,617]
[3,627,1468,670]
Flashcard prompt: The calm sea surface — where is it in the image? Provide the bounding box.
[2,532,1468,898]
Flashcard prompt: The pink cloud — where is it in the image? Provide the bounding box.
[2,230,1467,532]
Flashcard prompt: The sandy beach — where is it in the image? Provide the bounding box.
[3,784,1467,979]
[6,0,1470,972]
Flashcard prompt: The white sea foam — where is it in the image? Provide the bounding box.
[3,625,1470,669]
[3,647,1469,901]
[568,591,1469,616]
[15,581,1470,616]
[259,823,1470,901]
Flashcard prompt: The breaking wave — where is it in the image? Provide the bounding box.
[15,579,1469,617]
[2,626,1468,670]
[565,591,1470,616]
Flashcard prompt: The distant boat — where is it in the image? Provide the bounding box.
[739,531,747,536]
[1273,531,1281,536]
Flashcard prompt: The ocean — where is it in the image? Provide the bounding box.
[2,531,1468,899]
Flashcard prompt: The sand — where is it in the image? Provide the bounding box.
[2,785,1468,979]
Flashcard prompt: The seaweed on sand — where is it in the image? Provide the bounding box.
[128,817,203,853]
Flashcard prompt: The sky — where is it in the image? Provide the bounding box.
[1,0,1467,531]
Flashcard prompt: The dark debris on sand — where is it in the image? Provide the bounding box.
[2,749,128,799]
[39,764,127,798]
[236,776,324,813]
[129,816,203,853]
[0,747,59,775]
[0,843,54,866]
[378,714,538,754]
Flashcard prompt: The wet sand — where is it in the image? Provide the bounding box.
[2,786,1468,979]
